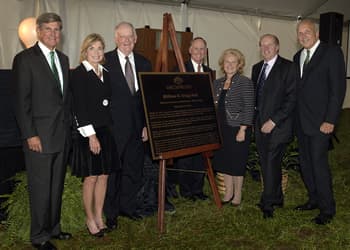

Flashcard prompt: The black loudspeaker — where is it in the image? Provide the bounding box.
[319,12,344,46]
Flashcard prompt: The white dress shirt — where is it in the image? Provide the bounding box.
[117,49,139,92]
[38,41,64,92]
[299,39,320,77]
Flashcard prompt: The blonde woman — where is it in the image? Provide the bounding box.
[212,49,254,206]
[70,34,119,236]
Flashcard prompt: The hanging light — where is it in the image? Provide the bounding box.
[18,0,40,48]
[18,17,37,48]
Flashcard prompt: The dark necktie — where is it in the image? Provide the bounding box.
[125,56,135,95]
[50,51,62,93]
[256,62,268,108]
[302,49,310,74]
[197,64,201,73]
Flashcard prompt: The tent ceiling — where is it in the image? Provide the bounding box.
[133,0,350,21]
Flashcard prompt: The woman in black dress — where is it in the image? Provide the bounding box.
[212,48,255,206]
[70,33,118,236]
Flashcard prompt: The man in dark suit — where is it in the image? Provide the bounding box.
[12,13,72,249]
[172,37,212,201]
[293,19,346,225]
[252,34,296,219]
[103,22,151,225]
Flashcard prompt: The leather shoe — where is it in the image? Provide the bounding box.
[312,213,333,225]
[221,196,234,205]
[294,202,318,211]
[32,241,57,250]
[194,193,208,200]
[106,218,118,231]
[263,210,274,219]
[52,232,72,240]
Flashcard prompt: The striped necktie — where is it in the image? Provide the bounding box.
[125,56,135,94]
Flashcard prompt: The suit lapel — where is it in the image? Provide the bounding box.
[57,51,68,99]
[302,43,325,78]
[114,50,132,95]
[33,44,63,97]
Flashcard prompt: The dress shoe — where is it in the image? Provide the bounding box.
[106,218,118,231]
[32,241,57,250]
[294,202,318,211]
[120,211,143,221]
[194,193,208,200]
[263,210,274,219]
[52,232,72,240]
[312,213,333,225]
[86,227,104,237]
[221,196,234,205]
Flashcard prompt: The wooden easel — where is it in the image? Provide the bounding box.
[154,13,222,234]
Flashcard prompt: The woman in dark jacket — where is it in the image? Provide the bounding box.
[212,48,254,206]
[70,33,118,237]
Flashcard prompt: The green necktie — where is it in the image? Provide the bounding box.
[50,51,60,83]
[303,49,310,67]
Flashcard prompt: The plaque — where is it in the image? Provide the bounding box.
[139,72,221,159]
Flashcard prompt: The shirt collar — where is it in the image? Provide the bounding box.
[117,49,134,61]
[264,54,278,67]
[191,59,202,71]
[304,39,320,57]
[82,60,107,73]
[38,41,55,56]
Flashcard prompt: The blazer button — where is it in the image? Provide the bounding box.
[102,99,109,106]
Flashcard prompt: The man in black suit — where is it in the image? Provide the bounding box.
[293,19,346,225]
[104,22,151,224]
[252,34,296,219]
[172,37,212,201]
[12,13,72,249]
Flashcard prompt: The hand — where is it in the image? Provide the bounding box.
[142,127,148,142]
[261,119,276,134]
[89,134,101,154]
[320,122,334,134]
[27,136,42,153]
[236,129,245,142]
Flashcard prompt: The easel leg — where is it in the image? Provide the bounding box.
[202,152,222,208]
[158,159,166,233]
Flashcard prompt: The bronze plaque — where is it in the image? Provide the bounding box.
[139,72,221,159]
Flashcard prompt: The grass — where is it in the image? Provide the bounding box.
[1,109,350,249]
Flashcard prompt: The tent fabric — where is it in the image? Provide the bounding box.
[0,0,349,107]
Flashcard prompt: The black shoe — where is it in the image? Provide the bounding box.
[312,213,333,225]
[263,210,274,219]
[86,227,104,237]
[222,196,234,205]
[294,202,318,211]
[32,241,57,250]
[52,232,72,240]
[194,193,208,200]
[120,211,143,221]
[106,217,118,231]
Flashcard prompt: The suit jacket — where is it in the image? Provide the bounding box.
[293,42,346,135]
[104,50,152,151]
[252,55,296,144]
[213,74,255,127]
[12,43,71,153]
[70,64,112,129]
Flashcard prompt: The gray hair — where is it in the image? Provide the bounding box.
[114,21,136,37]
[36,12,62,30]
